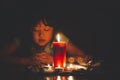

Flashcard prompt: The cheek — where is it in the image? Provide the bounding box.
[47,30,53,40]
[33,33,39,41]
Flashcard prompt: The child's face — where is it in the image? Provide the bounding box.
[32,21,54,46]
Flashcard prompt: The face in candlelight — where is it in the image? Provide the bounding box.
[32,20,54,46]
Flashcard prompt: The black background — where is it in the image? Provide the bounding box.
[0,0,115,77]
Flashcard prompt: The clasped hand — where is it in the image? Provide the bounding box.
[32,51,53,65]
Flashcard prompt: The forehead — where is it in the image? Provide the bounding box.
[33,22,52,29]
[36,20,45,25]
[34,22,47,28]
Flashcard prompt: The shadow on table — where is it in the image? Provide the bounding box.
[0,62,113,80]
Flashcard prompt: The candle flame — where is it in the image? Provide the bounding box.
[57,33,60,42]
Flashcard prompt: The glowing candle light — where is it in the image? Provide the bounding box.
[43,64,54,72]
[52,33,66,69]
[68,76,74,80]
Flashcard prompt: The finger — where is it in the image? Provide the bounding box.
[38,59,50,64]
[36,55,49,59]
[34,53,49,57]
[34,56,50,63]
[36,52,48,55]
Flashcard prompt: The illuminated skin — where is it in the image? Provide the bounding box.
[32,21,54,46]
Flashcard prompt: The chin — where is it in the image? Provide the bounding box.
[38,43,47,47]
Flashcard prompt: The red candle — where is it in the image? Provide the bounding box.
[52,33,66,69]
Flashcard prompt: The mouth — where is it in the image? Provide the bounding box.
[39,39,46,42]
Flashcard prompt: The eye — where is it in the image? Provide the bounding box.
[44,26,50,31]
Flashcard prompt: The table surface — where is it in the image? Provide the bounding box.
[1,68,109,80]
[0,60,112,80]
[1,73,107,80]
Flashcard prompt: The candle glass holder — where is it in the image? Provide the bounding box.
[52,42,66,70]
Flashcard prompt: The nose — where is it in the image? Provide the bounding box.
[38,30,44,37]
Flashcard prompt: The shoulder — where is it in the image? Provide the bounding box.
[0,37,21,49]
[13,37,21,46]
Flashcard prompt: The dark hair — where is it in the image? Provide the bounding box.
[29,15,58,29]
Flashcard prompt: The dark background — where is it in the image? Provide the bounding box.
[0,0,115,76]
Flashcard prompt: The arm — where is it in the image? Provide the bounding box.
[0,42,35,66]
[0,42,18,56]
[0,56,34,65]
[67,40,86,57]
[66,41,92,65]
